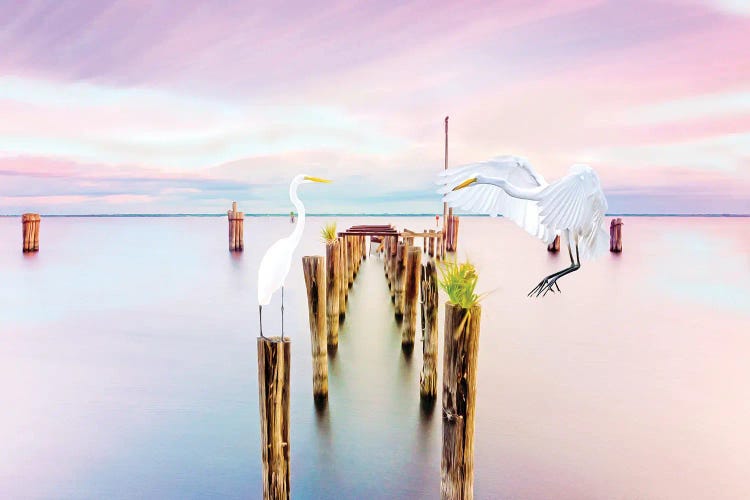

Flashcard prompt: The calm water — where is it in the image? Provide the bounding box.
[1,216,748,499]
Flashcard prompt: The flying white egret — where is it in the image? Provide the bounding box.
[258,174,332,338]
[437,155,608,296]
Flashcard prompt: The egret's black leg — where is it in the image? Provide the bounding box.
[281,286,285,341]
[259,305,264,338]
[528,240,580,297]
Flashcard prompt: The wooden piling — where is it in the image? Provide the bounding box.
[228,202,244,251]
[610,217,623,253]
[420,261,439,399]
[347,236,354,288]
[401,246,421,350]
[22,213,40,252]
[326,241,340,350]
[547,234,560,252]
[302,256,328,402]
[257,336,291,500]
[394,242,406,320]
[428,230,435,257]
[338,236,347,320]
[441,302,482,500]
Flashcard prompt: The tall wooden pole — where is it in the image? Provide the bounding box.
[326,241,340,350]
[257,337,291,500]
[302,256,328,402]
[443,116,449,247]
[401,246,422,351]
[420,261,439,398]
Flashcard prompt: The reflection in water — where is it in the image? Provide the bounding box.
[0,216,748,499]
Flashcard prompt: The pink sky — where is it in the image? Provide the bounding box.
[0,0,748,213]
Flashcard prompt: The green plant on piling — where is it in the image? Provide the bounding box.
[438,258,484,333]
[438,259,482,309]
[321,222,337,244]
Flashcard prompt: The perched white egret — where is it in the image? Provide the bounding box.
[258,175,332,338]
[437,155,608,296]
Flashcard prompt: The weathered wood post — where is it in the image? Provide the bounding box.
[610,218,623,253]
[420,261,439,398]
[326,240,340,350]
[441,302,482,499]
[338,236,347,320]
[389,237,398,299]
[257,336,291,500]
[302,256,328,402]
[428,230,436,257]
[228,202,244,251]
[401,246,422,351]
[451,217,460,253]
[394,242,407,319]
[22,213,40,252]
[547,234,560,252]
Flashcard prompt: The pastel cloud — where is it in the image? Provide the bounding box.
[0,0,748,214]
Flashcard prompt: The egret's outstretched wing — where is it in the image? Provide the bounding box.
[437,156,555,242]
[538,165,609,260]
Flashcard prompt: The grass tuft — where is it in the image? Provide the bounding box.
[321,222,337,244]
[438,259,482,309]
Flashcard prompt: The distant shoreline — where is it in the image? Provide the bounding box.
[0,213,748,218]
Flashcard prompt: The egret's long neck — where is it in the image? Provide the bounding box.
[481,177,545,201]
[289,180,305,245]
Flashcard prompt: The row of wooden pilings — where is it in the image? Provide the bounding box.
[256,231,367,499]
[383,233,480,498]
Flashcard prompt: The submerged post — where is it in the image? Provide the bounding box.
[257,336,291,500]
[326,240,340,350]
[420,261,439,398]
[441,302,482,500]
[22,213,40,252]
[302,256,328,402]
[401,246,422,351]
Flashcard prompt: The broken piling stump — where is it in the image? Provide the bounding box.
[257,336,291,500]
[302,256,328,402]
[441,302,482,500]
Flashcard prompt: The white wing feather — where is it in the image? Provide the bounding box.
[437,156,556,243]
[537,166,609,260]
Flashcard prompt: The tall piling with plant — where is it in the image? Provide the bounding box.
[439,260,483,500]
[322,223,340,350]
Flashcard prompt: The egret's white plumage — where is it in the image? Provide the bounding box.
[257,174,331,335]
[437,155,609,295]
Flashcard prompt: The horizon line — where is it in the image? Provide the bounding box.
[0,213,748,218]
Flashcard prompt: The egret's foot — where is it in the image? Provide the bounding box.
[528,275,562,297]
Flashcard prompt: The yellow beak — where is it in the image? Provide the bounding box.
[304,176,332,183]
[453,177,477,191]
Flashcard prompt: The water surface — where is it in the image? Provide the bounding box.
[1,216,748,499]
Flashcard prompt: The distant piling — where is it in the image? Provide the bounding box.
[610,218,623,253]
[228,202,244,251]
[22,213,40,252]
[257,336,291,500]
[347,236,354,288]
[401,246,421,351]
[420,261,439,399]
[326,241,340,350]
[547,235,560,252]
[302,256,328,403]
[441,302,482,499]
